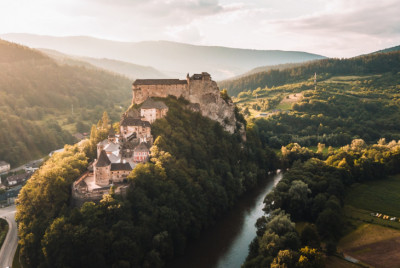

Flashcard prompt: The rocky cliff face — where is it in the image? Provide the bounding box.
[188,79,237,133]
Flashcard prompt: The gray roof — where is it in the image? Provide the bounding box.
[124,108,140,119]
[104,142,119,153]
[96,150,111,167]
[134,142,150,152]
[111,163,132,171]
[108,153,121,164]
[7,173,31,182]
[140,98,168,110]
[120,117,151,127]
[133,79,187,86]
[108,127,115,137]
[98,139,109,147]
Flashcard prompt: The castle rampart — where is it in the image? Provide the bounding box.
[132,79,188,104]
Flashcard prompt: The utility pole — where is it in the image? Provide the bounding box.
[72,104,74,115]
[314,72,317,90]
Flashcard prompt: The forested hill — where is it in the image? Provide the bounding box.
[16,97,278,267]
[220,51,400,96]
[373,45,400,54]
[0,39,132,166]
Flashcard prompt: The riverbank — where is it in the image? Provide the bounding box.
[167,172,282,268]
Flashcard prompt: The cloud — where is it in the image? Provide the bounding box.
[271,0,400,38]
[165,24,204,43]
[78,0,225,19]
[0,0,399,57]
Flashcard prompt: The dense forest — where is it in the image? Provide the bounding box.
[220,51,400,96]
[16,96,277,267]
[243,139,400,267]
[0,39,132,166]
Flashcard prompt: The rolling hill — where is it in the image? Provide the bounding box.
[220,51,400,96]
[372,45,400,54]
[39,48,168,79]
[222,62,310,82]
[0,39,132,166]
[0,33,326,80]
[232,51,400,149]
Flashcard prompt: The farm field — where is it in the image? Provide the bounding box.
[338,224,400,268]
[345,174,400,218]
[325,255,363,268]
[338,174,400,267]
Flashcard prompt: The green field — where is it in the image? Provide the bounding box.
[345,175,400,217]
[275,102,292,111]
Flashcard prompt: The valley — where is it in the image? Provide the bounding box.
[1,32,400,268]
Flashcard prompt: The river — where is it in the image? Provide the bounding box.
[167,171,282,268]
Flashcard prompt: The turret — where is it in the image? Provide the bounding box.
[94,150,111,186]
[108,127,116,142]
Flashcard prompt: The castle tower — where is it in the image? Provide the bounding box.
[94,150,111,186]
[108,127,116,142]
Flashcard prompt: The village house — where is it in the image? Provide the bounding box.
[140,97,169,123]
[133,142,151,162]
[94,150,132,186]
[6,172,32,186]
[0,161,10,174]
[120,116,152,142]
[72,97,168,204]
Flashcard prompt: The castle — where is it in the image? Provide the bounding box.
[73,72,242,205]
[132,72,238,133]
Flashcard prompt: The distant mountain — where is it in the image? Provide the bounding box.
[39,48,168,79]
[219,51,400,96]
[0,39,132,166]
[0,33,326,80]
[372,45,400,54]
[223,62,312,81]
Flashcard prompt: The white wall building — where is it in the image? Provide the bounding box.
[0,161,10,174]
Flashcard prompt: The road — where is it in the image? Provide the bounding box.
[0,205,17,268]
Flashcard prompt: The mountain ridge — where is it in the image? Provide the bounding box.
[1,33,326,80]
[38,48,168,79]
[219,51,400,96]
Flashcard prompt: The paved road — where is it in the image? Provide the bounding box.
[0,205,17,268]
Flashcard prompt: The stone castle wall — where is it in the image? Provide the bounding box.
[131,73,240,133]
[133,83,188,104]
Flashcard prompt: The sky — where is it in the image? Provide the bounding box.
[1,0,399,57]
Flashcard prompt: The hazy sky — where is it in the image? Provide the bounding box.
[1,0,399,57]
